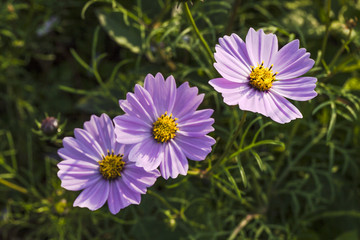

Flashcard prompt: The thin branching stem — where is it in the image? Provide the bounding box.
[319,0,332,65]
[184,2,214,64]
[228,214,260,240]
[91,26,118,103]
[225,0,242,35]
[210,111,247,171]
[275,127,327,188]
[148,190,179,215]
[0,178,28,194]
[328,28,353,70]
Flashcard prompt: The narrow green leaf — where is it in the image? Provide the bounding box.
[250,150,265,171]
[222,166,243,201]
[252,121,272,144]
[58,85,101,96]
[239,116,262,149]
[107,59,133,84]
[312,100,331,115]
[70,48,92,72]
[327,102,337,141]
[0,178,27,194]
[336,99,358,120]
[236,156,247,188]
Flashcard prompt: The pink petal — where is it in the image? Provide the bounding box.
[175,135,215,161]
[271,40,314,79]
[214,45,251,80]
[245,28,278,67]
[218,33,252,70]
[264,92,303,124]
[209,78,249,93]
[271,77,317,101]
[73,180,109,211]
[74,128,104,158]
[58,137,99,163]
[128,138,164,171]
[107,181,122,214]
[57,159,101,191]
[119,88,156,123]
[114,115,152,144]
[160,142,188,179]
[172,82,204,118]
[83,114,115,154]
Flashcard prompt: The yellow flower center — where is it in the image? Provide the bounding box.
[152,111,178,143]
[98,150,125,179]
[249,62,278,91]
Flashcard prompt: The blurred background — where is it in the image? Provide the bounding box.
[0,0,359,239]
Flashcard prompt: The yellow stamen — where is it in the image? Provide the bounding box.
[249,61,277,91]
[98,150,125,179]
[152,111,178,143]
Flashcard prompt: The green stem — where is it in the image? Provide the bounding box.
[210,111,247,171]
[265,120,299,198]
[225,0,242,35]
[272,120,300,180]
[275,127,326,188]
[319,0,332,64]
[92,26,118,104]
[229,139,283,160]
[184,2,214,63]
[148,190,179,214]
[328,28,353,70]
[230,111,247,149]
[228,214,260,240]
[0,178,28,194]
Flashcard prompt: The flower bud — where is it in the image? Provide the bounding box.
[41,117,59,136]
[346,17,357,29]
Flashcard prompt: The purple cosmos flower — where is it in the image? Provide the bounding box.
[209,28,317,124]
[113,73,215,179]
[57,114,160,214]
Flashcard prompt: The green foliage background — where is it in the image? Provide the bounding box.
[0,0,360,239]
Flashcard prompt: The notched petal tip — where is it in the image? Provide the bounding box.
[230,32,240,39]
[292,39,300,48]
[155,72,165,80]
[134,84,144,92]
[248,27,256,33]
[165,75,175,82]
[308,58,315,68]
[146,73,155,78]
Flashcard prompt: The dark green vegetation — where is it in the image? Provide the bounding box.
[1,0,360,239]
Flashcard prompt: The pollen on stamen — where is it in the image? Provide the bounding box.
[152,112,179,143]
[98,150,125,179]
[249,62,277,91]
